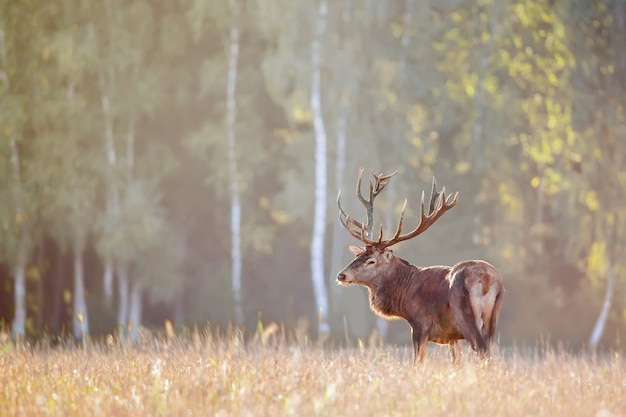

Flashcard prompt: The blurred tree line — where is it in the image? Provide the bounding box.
[0,0,624,349]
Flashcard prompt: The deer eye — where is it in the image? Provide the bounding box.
[366,258,376,266]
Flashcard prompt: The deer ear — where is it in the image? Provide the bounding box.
[382,248,393,261]
[347,245,364,255]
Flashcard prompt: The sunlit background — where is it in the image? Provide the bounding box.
[0,0,624,350]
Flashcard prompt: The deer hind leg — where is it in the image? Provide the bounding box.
[450,271,489,357]
[476,288,498,345]
[449,297,488,357]
[486,290,504,346]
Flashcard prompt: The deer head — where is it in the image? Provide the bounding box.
[336,168,458,285]
[336,244,394,287]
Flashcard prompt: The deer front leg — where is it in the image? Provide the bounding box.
[410,323,428,365]
[449,341,461,364]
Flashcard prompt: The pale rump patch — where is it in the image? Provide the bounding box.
[468,273,498,338]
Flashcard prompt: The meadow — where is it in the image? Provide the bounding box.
[1,323,624,417]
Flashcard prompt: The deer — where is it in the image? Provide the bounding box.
[336,168,504,364]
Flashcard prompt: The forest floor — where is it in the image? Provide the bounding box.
[1,324,624,417]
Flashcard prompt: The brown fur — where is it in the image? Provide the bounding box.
[337,245,504,364]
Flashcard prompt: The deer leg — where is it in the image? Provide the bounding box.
[449,272,489,357]
[449,341,461,365]
[487,291,504,346]
[449,298,488,357]
[410,323,428,365]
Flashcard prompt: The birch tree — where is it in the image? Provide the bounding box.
[71,238,89,339]
[226,0,244,325]
[0,2,46,338]
[8,136,29,338]
[96,20,125,319]
[34,74,99,340]
[589,227,616,350]
[310,0,330,334]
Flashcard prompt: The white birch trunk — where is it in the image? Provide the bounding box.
[101,88,119,305]
[9,135,27,338]
[310,0,330,335]
[227,0,244,325]
[125,114,145,340]
[129,281,142,342]
[589,214,618,351]
[12,257,26,338]
[590,263,614,348]
[72,241,89,339]
[103,261,114,306]
[117,263,129,331]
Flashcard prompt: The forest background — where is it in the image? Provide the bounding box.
[0,0,624,350]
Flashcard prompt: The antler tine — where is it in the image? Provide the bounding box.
[338,191,363,231]
[337,190,380,245]
[355,168,374,234]
[428,177,440,216]
[371,170,398,196]
[389,199,408,241]
[378,176,458,247]
[339,168,400,245]
[355,167,367,205]
[355,168,399,236]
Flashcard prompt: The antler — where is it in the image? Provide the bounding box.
[338,168,398,245]
[338,169,459,248]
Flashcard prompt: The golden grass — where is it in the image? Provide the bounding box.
[1,325,624,417]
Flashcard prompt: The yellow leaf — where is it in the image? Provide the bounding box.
[586,241,607,284]
[585,191,599,212]
[530,177,540,188]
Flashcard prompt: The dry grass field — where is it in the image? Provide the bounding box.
[1,324,625,417]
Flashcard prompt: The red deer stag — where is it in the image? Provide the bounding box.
[336,169,504,364]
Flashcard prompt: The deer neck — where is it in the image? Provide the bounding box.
[368,256,416,319]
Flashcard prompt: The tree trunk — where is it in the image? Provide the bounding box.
[12,256,26,338]
[310,0,330,335]
[590,214,619,349]
[117,263,129,332]
[589,263,614,349]
[72,241,89,340]
[100,77,120,306]
[103,260,114,306]
[226,0,244,325]
[9,134,27,338]
[129,281,142,342]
